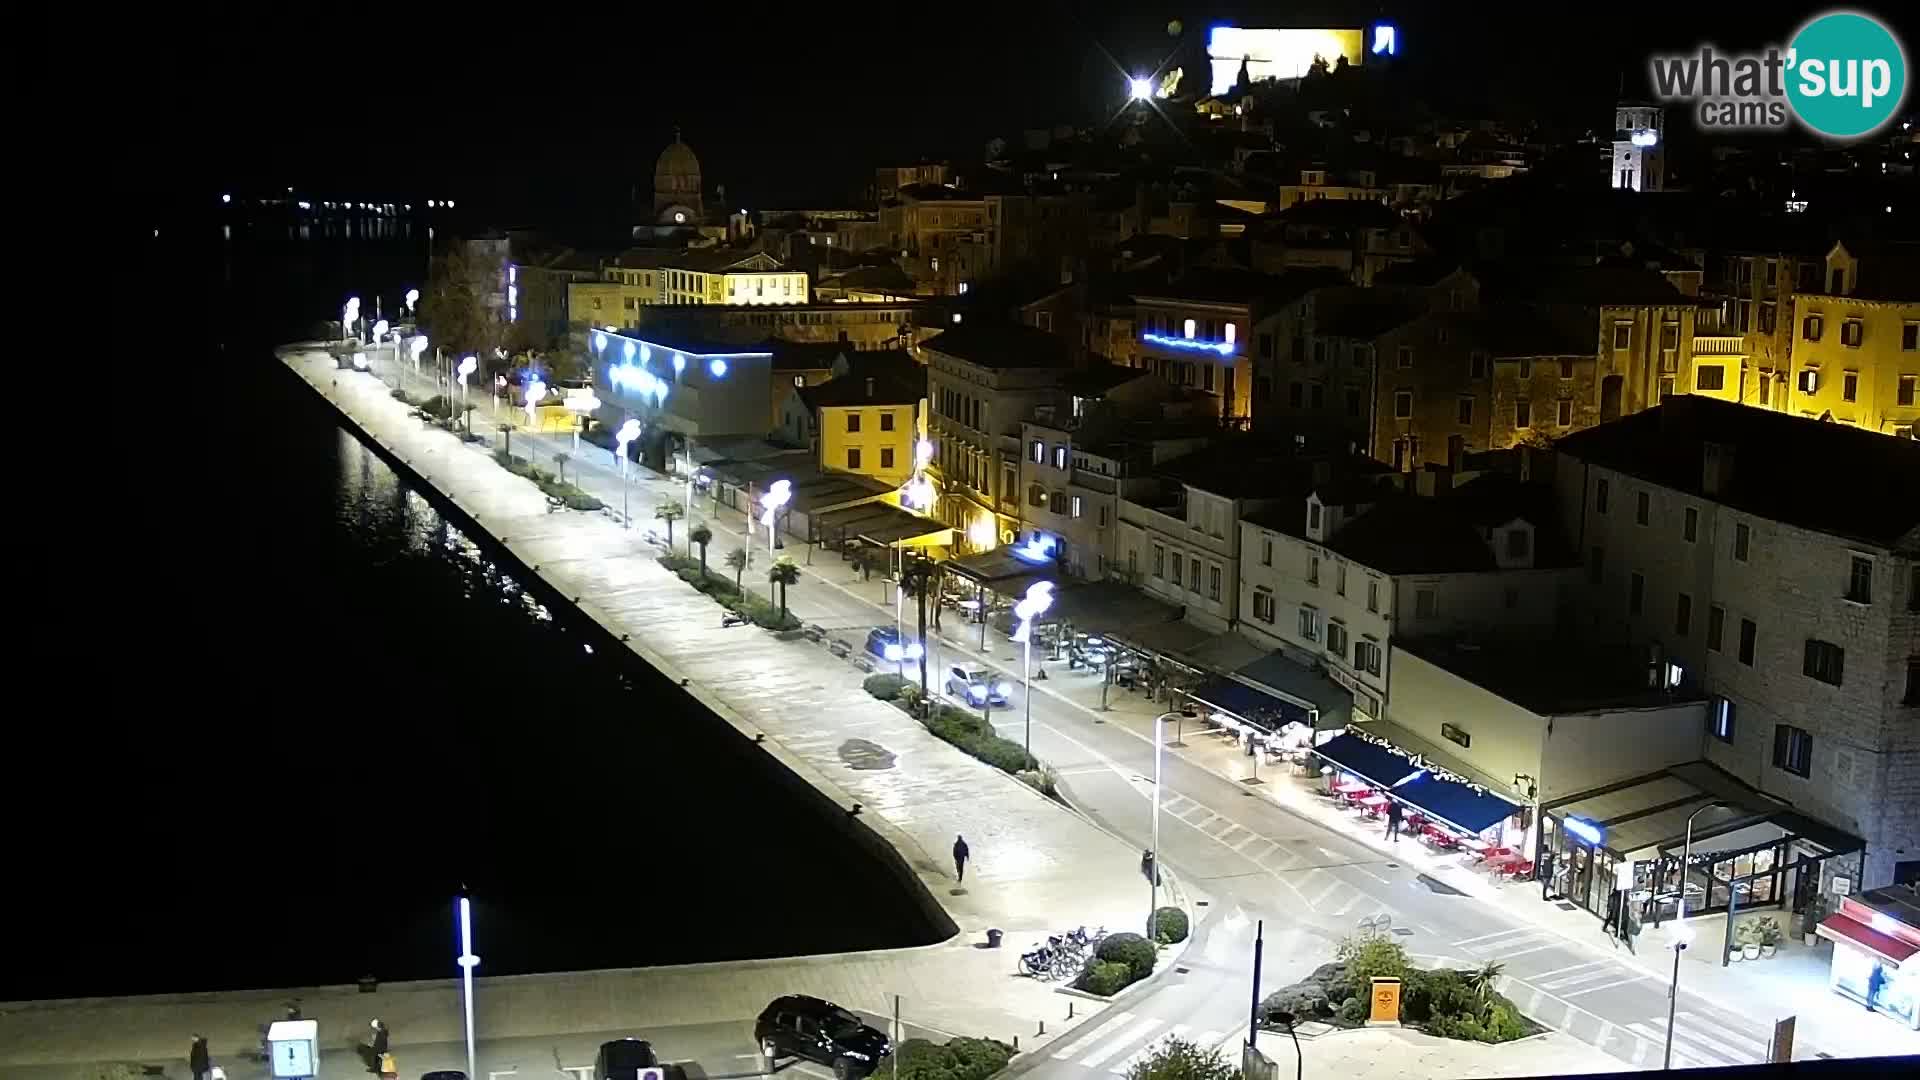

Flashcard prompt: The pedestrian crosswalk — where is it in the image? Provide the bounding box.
[1621,1010,1778,1070]
[1050,1011,1227,1075]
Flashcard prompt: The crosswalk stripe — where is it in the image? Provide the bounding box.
[1677,1012,1769,1058]
[1625,1021,1732,1067]
[1560,975,1648,998]
[1080,1016,1165,1069]
[1196,1030,1225,1048]
[1453,926,1535,947]
[1537,967,1620,990]
[1053,1011,1136,1059]
[1109,1024,1192,1075]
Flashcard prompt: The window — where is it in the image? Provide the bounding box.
[1457,397,1474,425]
[1297,606,1321,642]
[1798,368,1819,395]
[1152,545,1165,579]
[1415,588,1437,619]
[1366,580,1379,613]
[1703,605,1725,653]
[1503,586,1519,609]
[846,412,862,433]
[1901,374,1918,407]
[1560,358,1575,379]
[1514,399,1531,428]
[1308,503,1322,532]
[1660,376,1675,400]
[1613,322,1632,350]
[1596,478,1610,513]
[1184,318,1196,339]
[1842,371,1859,403]
[1759,301,1777,333]
[1506,529,1530,559]
[1696,365,1725,391]
[1629,572,1644,615]
[1772,724,1813,778]
[1675,592,1692,637]
[1802,314,1823,341]
[1519,357,1533,379]
[846,448,862,470]
[1253,589,1275,623]
[1393,390,1412,419]
[1709,698,1735,743]
[1288,381,1305,408]
[1905,658,1919,705]
[1636,491,1650,526]
[1557,399,1573,426]
[1203,366,1217,392]
[1071,495,1083,518]
[1804,639,1846,685]
[1336,563,1347,596]
[1308,555,1320,585]
[1190,558,1201,593]
[880,447,895,470]
[1261,537,1273,566]
[1347,387,1364,417]
[1660,322,1680,353]
[1309,383,1323,409]
[1589,545,1605,585]
[1840,319,1863,347]
[1052,445,1068,469]
[1846,555,1873,604]
[1397,346,1413,369]
[1050,492,1068,515]
[1027,484,1045,507]
[1030,440,1044,463]
[1169,552,1184,586]
[1259,332,1275,360]
[1355,639,1382,676]
[1734,523,1750,562]
[1326,621,1349,660]
[1209,565,1222,601]
[1469,352,1489,379]
[1098,506,1109,527]
[1684,506,1698,542]
[1738,617,1757,666]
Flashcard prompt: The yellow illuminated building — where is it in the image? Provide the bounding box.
[787,361,929,488]
[659,250,809,306]
[1785,243,1920,438]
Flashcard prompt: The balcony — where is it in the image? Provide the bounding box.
[1692,335,1747,357]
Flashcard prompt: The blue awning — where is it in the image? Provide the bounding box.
[1189,676,1305,735]
[1310,734,1422,789]
[1392,771,1521,835]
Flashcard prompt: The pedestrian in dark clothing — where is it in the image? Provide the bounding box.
[1384,800,1403,842]
[190,1035,211,1080]
[1601,889,1622,936]
[371,1019,389,1056]
[952,835,970,883]
[1867,964,1886,1011]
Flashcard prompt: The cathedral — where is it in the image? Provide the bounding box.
[652,130,704,228]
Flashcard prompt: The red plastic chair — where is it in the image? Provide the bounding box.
[1505,859,1535,881]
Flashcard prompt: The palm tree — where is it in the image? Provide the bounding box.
[768,557,801,620]
[899,554,939,700]
[554,452,570,486]
[689,522,714,579]
[725,547,749,596]
[1466,960,1505,1005]
[654,500,685,548]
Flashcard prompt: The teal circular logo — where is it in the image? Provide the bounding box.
[1787,11,1907,138]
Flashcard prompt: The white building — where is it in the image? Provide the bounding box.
[1610,103,1665,193]
[1553,396,1920,889]
[1237,468,1581,721]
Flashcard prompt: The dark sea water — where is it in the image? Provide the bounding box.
[7,215,935,1001]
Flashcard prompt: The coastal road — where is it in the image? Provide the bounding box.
[396,373,1815,1075]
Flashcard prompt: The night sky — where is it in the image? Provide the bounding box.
[132,2,1904,225]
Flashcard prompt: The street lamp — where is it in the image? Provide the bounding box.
[409,335,428,375]
[455,892,480,1080]
[677,450,697,552]
[616,418,641,526]
[1128,76,1154,101]
[457,355,477,432]
[525,377,546,430]
[1011,581,1055,761]
[760,479,792,558]
[404,288,419,318]
[1663,801,1726,1070]
[1148,710,1183,940]
[342,296,360,342]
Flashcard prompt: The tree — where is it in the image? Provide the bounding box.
[689,522,714,579]
[768,557,801,619]
[1466,960,1506,1003]
[725,547,749,594]
[1124,1038,1239,1080]
[421,244,509,361]
[554,452,570,486]
[655,500,685,548]
[900,554,940,700]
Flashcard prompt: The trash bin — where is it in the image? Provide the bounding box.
[986,928,1003,948]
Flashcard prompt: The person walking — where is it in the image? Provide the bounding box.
[1601,888,1622,939]
[190,1035,211,1080]
[952,834,970,884]
[370,1019,389,1057]
[1383,799,1403,842]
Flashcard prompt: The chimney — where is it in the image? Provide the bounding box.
[866,377,875,399]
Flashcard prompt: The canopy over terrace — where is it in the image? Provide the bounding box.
[812,502,953,549]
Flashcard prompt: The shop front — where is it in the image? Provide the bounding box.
[1817,885,1920,1029]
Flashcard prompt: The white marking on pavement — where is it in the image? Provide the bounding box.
[1357,867,1391,884]
[1626,1022,1716,1069]
[1452,926,1536,947]
[1053,1012,1137,1060]
[1489,941,1566,961]
[1110,1025,1192,1075]
[1560,975,1648,998]
[1309,877,1345,906]
[1232,834,1263,853]
[1196,1030,1225,1048]
[1080,1016,1165,1069]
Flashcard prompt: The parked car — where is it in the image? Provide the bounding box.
[864,626,924,663]
[595,1038,659,1080]
[755,995,890,1080]
[420,1073,468,1080]
[945,665,1012,706]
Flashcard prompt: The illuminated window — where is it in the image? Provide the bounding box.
[1225,323,1236,345]
[1798,368,1819,394]
[1184,318,1196,339]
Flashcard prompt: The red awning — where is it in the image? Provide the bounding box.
[1817,914,1920,967]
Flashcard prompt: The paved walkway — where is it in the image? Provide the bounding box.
[1248,1026,1628,1080]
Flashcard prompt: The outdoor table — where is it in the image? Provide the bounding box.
[1458,837,1492,853]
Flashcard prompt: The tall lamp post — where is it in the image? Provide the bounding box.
[1147,709,1185,940]
[342,296,360,343]
[409,335,428,380]
[404,288,419,319]
[456,892,480,1080]
[759,479,792,559]
[1011,581,1055,761]
[1663,801,1725,1070]
[456,355,477,432]
[525,377,546,431]
[678,450,697,552]
[615,418,641,526]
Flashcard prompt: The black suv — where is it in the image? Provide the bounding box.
[755,995,890,1080]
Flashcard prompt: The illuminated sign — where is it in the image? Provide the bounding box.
[1142,332,1235,356]
[1010,534,1057,564]
[1563,817,1605,845]
[1207,26,1367,94]
[1371,24,1397,56]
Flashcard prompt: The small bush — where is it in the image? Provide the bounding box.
[1097,932,1157,982]
[1018,765,1058,799]
[942,1037,1014,1077]
[1336,996,1367,1026]
[872,1036,1013,1080]
[922,704,1036,774]
[1336,936,1409,1001]
[1078,960,1135,997]
[864,673,909,700]
[1150,906,1189,944]
[491,448,604,511]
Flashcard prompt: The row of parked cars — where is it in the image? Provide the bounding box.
[591,995,890,1080]
[864,628,1014,706]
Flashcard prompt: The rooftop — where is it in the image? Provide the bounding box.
[662,248,785,274]
[1396,635,1706,716]
[798,370,924,410]
[603,329,770,358]
[919,323,1071,370]
[1476,262,1689,307]
[1319,475,1579,575]
[1555,396,1920,548]
[1157,448,1382,501]
[1062,363,1156,397]
[1134,268,1343,309]
[1271,199,1402,230]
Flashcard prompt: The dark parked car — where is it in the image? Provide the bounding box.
[864,626,924,662]
[595,1038,659,1080]
[755,995,890,1080]
[421,1073,468,1080]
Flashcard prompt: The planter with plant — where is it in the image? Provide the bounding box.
[1803,895,1827,947]
[1759,917,1781,959]
[1734,919,1760,961]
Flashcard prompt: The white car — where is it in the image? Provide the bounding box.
[945,665,1013,706]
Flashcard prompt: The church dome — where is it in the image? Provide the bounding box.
[654,135,701,193]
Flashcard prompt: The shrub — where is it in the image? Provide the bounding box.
[864,673,909,700]
[872,1036,1014,1080]
[1335,996,1367,1026]
[1335,936,1408,1001]
[921,704,1036,774]
[1150,906,1189,944]
[491,448,604,511]
[942,1037,1014,1077]
[1121,1037,1239,1080]
[1018,765,1058,799]
[1078,960,1134,997]
[1097,932,1157,982]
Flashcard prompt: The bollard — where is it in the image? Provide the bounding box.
[1037,1021,1045,1037]
[1013,1036,1019,1052]
[1067,1002,1075,1019]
